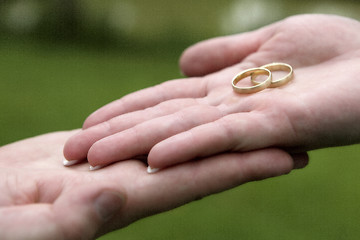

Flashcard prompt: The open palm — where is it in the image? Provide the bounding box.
[64,14,360,169]
[0,130,306,239]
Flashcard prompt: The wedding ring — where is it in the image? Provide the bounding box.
[251,62,293,88]
[232,67,272,94]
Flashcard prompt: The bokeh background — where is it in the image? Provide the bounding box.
[1,0,360,239]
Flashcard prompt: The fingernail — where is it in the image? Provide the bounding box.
[90,165,104,171]
[95,191,126,221]
[147,166,160,174]
[63,159,81,167]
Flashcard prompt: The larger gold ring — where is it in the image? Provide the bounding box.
[232,67,272,94]
[251,62,293,88]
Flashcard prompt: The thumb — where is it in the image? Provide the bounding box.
[0,185,125,240]
[179,27,272,77]
[54,183,126,240]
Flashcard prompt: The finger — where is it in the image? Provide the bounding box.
[86,105,224,167]
[83,77,208,129]
[54,183,126,239]
[291,152,309,169]
[0,183,126,240]
[148,111,293,169]
[63,98,202,161]
[179,25,274,77]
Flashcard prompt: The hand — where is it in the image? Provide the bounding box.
[63,14,360,169]
[0,130,307,239]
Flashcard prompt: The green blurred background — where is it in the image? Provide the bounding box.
[1,0,360,239]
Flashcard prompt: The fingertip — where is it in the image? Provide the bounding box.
[255,149,295,178]
[87,143,103,168]
[291,152,309,169]
[147,145,187,171]
[179,36,242,77]
[147,132,199,169]
[179,41,216,77]
[147,143,172,170]
[63,135,79,161]
[83,106,111,129]
[87,140,118,168]
[82,113,97,129]
[179,44,199,77]
[146,153,162,170]
[179,30,269,77]
[82,100,125,129]
[63,132,87,161]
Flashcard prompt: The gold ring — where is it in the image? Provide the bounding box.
[251,62,293,88]
[232,67,272,94]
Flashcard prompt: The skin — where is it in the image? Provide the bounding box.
[63,14,360,169]
[0,130,307,239]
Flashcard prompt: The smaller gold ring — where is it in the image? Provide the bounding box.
[232,67,272,94]
[251,62,293,88]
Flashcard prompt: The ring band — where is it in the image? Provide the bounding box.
[232,67,272,94]
[251,62,293,88]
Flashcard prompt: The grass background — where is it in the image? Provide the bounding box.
[1,0,360,239]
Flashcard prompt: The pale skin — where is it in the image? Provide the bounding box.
[0,130,307,239]
[63,14,360,169]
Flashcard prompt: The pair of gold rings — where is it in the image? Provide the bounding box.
[232,62,293,94]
